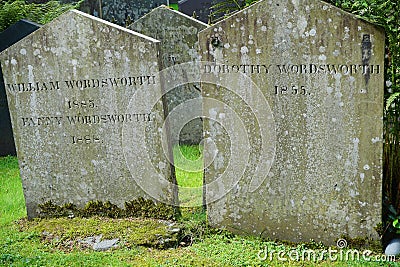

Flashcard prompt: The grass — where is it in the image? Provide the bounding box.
[0,156,25,225]
[174,145,204,207]
[0,151,399,266]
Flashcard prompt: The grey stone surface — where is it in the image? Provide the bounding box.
[385,238,400,256]
[199,0,384,245]
[93,238,119,251]
[0,10,176,218]
[78,235,119,251]
[130,6,208,145]
[0,19,41,156]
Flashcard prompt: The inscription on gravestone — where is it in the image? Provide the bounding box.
[199,0,384,244]
[0,10,176,218]
[130,6,208,145]
[0,19,41,156]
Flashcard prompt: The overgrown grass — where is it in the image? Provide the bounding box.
[1,154,399,266]
[0,0,81,32]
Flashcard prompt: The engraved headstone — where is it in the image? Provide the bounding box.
[0,10,177,218]
[0,19,41,156]
[130,6,208,145]
[199,0,384,244]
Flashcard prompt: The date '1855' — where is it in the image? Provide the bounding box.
[275,85,309,95]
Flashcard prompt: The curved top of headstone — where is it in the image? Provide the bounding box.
[0,9,159,56]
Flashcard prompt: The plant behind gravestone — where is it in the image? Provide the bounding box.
[210,0,259,23]
[0,0,81,32]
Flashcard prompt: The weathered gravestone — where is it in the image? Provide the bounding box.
[130,6,208,145]
[0,19,41,156]
[0,10,177,218]
[199,0,384,244]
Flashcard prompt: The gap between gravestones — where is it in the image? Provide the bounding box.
[122,61,276,207]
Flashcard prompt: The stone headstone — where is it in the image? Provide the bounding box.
[0,10,177,218]
[0,19,41,156]
[199,0,384,244]
[130,6,208,145]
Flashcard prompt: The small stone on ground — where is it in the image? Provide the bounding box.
[385,238,400,255]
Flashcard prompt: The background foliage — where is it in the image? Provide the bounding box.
[0,0,80,32]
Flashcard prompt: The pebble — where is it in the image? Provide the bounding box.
[385,238,400,256]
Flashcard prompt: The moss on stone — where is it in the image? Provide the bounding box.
[21,216,182,251]
[38,197,176,220]
[340,235,382,252]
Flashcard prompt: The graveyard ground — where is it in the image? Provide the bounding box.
[0,147,398,267]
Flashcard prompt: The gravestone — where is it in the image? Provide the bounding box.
[0,10,177,218]
[0,19,41,156]
[199,0,384,244]
[130,6,208,145]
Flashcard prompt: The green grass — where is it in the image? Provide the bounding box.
[0,152,399,266]
[0,156,25,225]
[174,145,204,207]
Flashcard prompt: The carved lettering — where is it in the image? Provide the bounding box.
[203,63,381,76]
[204,64,272,74]
[7,74,157,94]
[7,81,60,93]
[71,135,102,145]
[66,113,152,125]
[21,116,63,127]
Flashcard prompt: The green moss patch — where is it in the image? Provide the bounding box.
[19,216,183,252]
[38,197,177,220]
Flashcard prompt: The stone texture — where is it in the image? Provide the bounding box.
[385,238,400,256]
[199,0,384,245]
[0,10,176,218]
[0,19,41,156]
[130,6,208,145]
[93,238,119,251]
